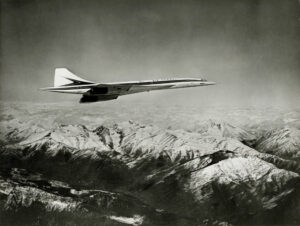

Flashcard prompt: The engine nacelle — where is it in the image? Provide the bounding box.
[80,95,118,103]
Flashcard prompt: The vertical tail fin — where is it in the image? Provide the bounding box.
[54,68,93,87]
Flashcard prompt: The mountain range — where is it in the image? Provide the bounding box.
[0,102,299,226]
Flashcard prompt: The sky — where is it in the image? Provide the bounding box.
[1,0,300,108]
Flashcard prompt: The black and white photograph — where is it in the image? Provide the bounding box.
[1,0,300,225]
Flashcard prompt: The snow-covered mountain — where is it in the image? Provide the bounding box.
[1,102,300,225]
[255,127,300,161]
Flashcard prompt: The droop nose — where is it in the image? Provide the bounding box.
[202,81,216,86]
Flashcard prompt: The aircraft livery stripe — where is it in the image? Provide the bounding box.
[132,79,203,85]
[107,79,205,85]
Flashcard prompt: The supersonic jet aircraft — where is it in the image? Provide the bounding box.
[41,68,216,103]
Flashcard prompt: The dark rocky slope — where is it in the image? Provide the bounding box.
[0,168,191,226]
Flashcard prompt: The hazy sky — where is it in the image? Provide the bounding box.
[1,0,300,107]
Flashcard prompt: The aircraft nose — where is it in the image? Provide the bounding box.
[203,81,216,85]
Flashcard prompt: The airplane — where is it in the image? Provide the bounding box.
[40,68,216,103]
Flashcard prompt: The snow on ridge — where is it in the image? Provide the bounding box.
[108,215,144,226]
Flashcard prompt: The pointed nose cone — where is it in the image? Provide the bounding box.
[203,81,216,86]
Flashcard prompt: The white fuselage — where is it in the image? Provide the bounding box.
[41,68,216,103]
[42,80,215,95]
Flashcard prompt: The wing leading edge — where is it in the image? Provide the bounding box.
[40,68,216,103]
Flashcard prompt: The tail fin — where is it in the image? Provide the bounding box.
[54,68,93,87]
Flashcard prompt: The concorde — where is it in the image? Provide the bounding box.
[41,68,216,103]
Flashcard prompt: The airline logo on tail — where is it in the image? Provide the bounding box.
[54,68,94,87]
